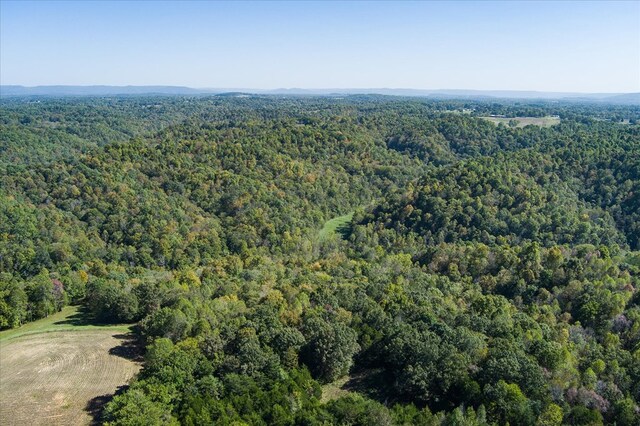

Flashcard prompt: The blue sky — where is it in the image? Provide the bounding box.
[1,1,638,92]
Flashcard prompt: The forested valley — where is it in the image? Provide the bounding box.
[1,95,639,425]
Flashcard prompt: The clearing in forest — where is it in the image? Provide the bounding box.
[481,116,560,128]
[318,211,354,241]
[0,306,140,426]
[321,369,391,403]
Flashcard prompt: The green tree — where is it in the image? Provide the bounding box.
[301,315,360,382]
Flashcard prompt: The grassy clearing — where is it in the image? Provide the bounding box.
[0,306,140,425]
[481,116,560,128]
[0,305,131,342]
[321,375,353,403]
[321,369,390,403]
[318,211,354,241]
[320,376,353,402]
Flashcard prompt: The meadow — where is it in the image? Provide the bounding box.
[480,115,561,127]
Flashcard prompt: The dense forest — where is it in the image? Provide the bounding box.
[1,95,639,425]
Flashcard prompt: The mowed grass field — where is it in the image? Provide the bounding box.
[318,211,354,241]
[481,116,560,128]
[0,307,140,426]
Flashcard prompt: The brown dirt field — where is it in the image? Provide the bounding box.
[0,330,141,426]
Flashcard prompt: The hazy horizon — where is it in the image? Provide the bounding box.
[1,1,639,92]
[2,84,638,96]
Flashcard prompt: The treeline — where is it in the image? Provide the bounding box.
[1,96,639,425]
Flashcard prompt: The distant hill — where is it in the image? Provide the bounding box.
[596,93,640,104]
[263,88,640,103]
[0,85,213,96]
[2,85,638,104]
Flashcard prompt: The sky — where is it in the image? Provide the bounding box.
[1,1,639,93]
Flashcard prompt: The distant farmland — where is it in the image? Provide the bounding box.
[0,307,139,425]
[481,115,561,128]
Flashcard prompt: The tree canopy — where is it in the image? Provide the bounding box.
[1,95,639,425]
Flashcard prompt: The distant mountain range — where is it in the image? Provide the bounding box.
[2,85,639,104]
[0,85,205,96]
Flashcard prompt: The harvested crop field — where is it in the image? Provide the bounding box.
[0,309,140,425]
